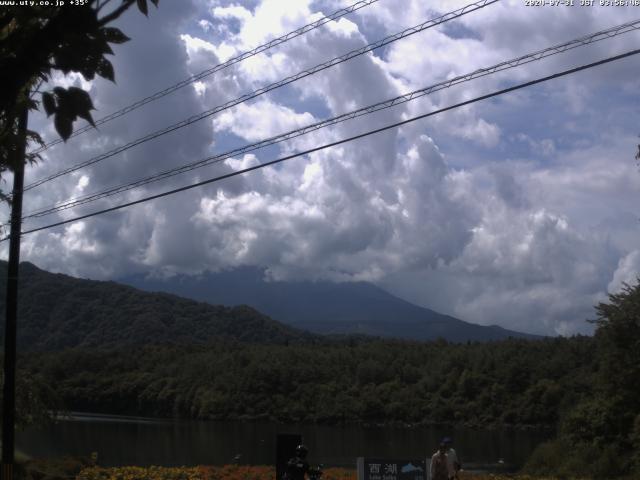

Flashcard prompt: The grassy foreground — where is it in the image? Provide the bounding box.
[74,465,590,480]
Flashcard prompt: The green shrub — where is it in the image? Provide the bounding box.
[523,438,626,479]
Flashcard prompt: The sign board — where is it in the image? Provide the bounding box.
[357,458,427,480]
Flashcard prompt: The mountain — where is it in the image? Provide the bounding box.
[0,262,316,351]
[121,267,539,342]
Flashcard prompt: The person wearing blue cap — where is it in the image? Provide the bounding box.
[442,437,461,480]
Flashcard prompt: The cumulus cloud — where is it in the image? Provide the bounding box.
[186,133,477,283]
[445,206,618,335]
[212,100,316,141]
[8,0,640,336]
[608,251,640,294]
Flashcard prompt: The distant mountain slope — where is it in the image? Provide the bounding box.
[121,267,539,342]
[0,262,315,351]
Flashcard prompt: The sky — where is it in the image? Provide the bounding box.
[4,0,640,336]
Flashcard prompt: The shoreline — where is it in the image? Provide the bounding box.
[20,414,547,472]
[60,410,555,432]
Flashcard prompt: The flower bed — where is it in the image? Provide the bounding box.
[77,465,356,480]
[76,465,593,480]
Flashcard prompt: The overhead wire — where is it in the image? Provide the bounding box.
[23,0,499,192]
[8,47,640,242]
[20,17,640,222]
[31,0,382,153]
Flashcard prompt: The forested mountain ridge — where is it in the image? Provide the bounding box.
[0,261,316,351]
[122,267,540,341]
[0,260,538,351]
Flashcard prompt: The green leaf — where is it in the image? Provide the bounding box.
[54,113,73,141]
[64,87,96,128]
[26,97,38,111]
[26,129,45,149]
[79,52,102,81]
[52,38,87,74]
[67,87,93,110]
[102,27,130,45]
[41,92,56,117]
[98,39,114,55]
[137,0,148,16]
[96,58,115,82]
[77,110,96,128]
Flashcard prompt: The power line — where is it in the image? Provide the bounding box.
[23,0,498,192]
[21,18,640,221]
[10,48,640,241]
[26,0,496,190]
[31,0,382,153]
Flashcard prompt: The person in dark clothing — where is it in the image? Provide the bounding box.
[283,444,310,480]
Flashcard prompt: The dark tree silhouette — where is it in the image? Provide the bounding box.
[0,0,159,201]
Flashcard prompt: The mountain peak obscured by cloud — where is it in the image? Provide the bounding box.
[9,0,640,336]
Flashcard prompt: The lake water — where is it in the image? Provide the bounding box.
[17,414,550,470]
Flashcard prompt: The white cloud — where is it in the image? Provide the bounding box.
[458,117,501,147]
[212,4,253,23]
[608,250,640,294]
[213,100,316,141]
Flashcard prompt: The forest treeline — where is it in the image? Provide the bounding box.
[22,336,595,428]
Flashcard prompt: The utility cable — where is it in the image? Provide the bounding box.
[9,47,639,241]
[20,18,640,221]
[23,0,498,192]
[32,0,382,153]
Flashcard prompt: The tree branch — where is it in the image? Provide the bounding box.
[96,0,117,14]
[97,0,136,27]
